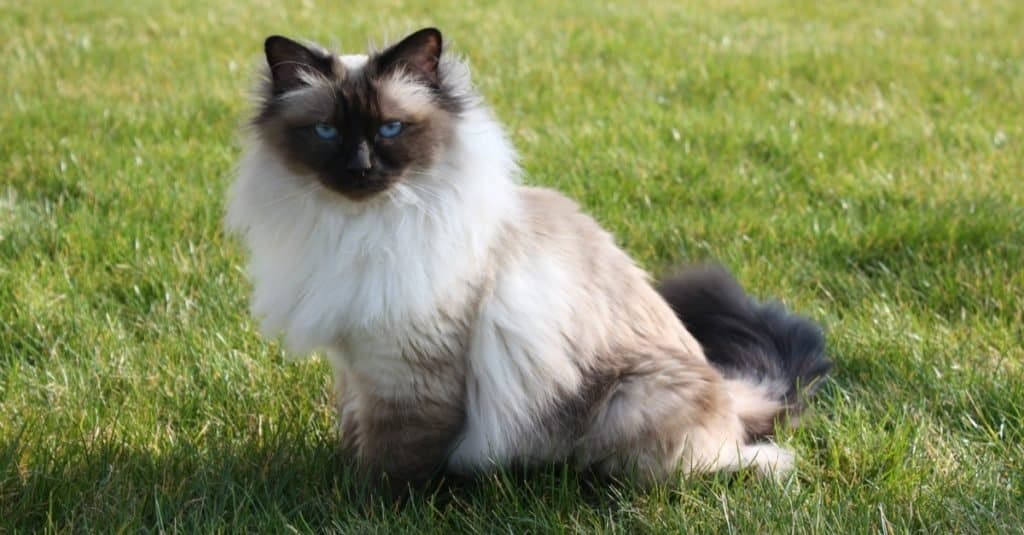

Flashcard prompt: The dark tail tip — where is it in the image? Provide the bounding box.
[657,265,831,412]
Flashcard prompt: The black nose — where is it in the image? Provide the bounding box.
[347,141,372,172]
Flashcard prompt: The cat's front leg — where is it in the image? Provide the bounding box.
[333,364,465,484]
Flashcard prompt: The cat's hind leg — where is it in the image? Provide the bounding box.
[574,347,794,483]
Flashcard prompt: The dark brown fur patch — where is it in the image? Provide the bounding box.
[346,392,465,483]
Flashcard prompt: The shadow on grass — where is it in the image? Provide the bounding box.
[0,421,370,531]
[810,195,1023,323]
[0,414,799,532]
[0,418,647,532]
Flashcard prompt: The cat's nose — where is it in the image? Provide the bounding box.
[347,141,373,172]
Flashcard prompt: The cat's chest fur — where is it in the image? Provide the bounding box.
[227,145,512,364]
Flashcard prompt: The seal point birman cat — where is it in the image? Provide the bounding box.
[226,27,831,486]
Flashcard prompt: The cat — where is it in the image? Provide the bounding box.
[225,27,831,486]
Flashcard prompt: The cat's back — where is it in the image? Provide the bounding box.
[509,185,691,350]
[513,186,648,286]
[515,186,621,257]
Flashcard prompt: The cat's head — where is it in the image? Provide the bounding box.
[252,28,470,201]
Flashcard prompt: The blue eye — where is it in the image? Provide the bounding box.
[314,122,338,140]
[378,121,403,138]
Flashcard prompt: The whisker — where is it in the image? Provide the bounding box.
[257,181,321,209]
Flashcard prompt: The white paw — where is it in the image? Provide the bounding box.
[742,443,795,479]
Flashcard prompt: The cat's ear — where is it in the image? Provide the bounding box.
[376,28,443,86]
[264,35,333,94]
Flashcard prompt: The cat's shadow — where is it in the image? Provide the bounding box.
[2,426,655,529]
[3,424,763,529]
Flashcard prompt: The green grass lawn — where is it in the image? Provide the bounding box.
[2,0,1022,531]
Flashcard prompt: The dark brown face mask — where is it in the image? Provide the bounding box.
[254,28,460,201]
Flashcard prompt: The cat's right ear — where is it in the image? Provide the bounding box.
[264,36,333,94]
[376,28,443,87]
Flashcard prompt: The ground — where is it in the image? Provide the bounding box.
[1,0,1022,532]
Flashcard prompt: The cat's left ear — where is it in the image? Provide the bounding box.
[265,35,333,94]
[376,28,443,86]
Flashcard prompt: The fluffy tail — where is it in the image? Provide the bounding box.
[657,265,831,440]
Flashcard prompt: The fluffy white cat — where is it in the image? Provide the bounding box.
[226,28,830,485]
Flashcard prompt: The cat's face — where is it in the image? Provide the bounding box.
[254,28,461,201]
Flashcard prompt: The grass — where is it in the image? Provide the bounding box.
[2,0,1022,531]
